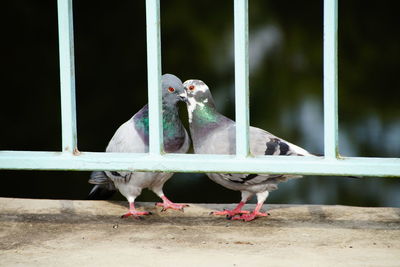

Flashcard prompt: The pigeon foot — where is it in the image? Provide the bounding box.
[210,201,249,217]
[231,211,269,222]
[156,196,189,212]
[210,209,250,217]
[121,210,152,219]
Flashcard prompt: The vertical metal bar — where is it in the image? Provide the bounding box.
[145,0,163,155]
[57,0,77,153]
[234,0,250,157]
[323,0,339,158]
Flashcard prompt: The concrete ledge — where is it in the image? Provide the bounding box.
[0,197,399,266]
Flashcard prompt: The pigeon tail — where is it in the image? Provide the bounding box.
[87,183,117,200]
[89,171,110,184]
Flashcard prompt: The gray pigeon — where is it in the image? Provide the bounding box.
[183,79,313,221]
[88,74,190,218]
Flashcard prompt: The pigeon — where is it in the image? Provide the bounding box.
[88,74,190,218]
[183,79,313,221]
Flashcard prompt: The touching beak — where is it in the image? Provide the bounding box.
[179,92,189,104]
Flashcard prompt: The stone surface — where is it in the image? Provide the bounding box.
[0,197,399,266]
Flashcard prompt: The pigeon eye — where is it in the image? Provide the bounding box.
[188,85,195,91]
[168,87,175,93]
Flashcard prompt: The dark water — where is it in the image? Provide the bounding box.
[1,1,399,206]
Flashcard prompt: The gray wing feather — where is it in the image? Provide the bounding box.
[89,171,111,184]
[195,123,309,188]
[106,118,147,153]
[87,171,117,200]
[219,173,301,186]
[196,124,311,157]
[249,126,311,156]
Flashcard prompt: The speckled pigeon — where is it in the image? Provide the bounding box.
[183,79,313,221]
[88,74,190,218]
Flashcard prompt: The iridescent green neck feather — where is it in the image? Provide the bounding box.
[133,104,186,152]
[189,102,232,146]
[193,104,218,125]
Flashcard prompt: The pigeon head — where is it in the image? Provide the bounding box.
[162,74,188,105]
[183,79,218,123]
[183,79,216,109]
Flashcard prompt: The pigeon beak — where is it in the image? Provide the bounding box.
[179,92,189,104]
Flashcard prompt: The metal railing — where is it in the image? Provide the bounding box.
[0,0,399,177]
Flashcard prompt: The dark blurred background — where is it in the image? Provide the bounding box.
[1,0,399,206]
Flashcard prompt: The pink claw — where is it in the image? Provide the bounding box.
[156,196,189,212]
[210,209,250,217]
[231,211,269,222]
[121,203,152,219]
[121,210,152,219]
[231,202,270,221]
[210,201,249,217]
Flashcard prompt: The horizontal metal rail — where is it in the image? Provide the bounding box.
[0,151,399,177]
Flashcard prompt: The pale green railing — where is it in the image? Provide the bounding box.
[0,0,399,177]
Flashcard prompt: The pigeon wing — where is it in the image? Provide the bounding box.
[106,118,148,154]
[249,126,311,157]
[197,123,307,186]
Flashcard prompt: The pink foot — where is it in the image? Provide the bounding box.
[156,196,189,212]
[121,202,152,219]
[210,201,249,217]
[232,211,269,222]
[210,209,250,217]
[121,210,151,219]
